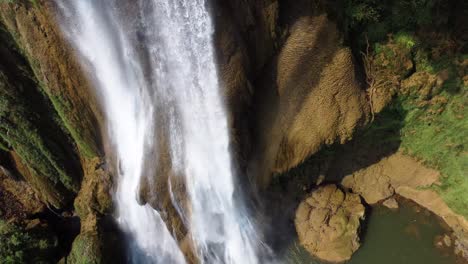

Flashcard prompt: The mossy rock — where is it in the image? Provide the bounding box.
[67,221,126,264]
[67,232,103,264]
[0,21,82,207]
[0,0,103,158]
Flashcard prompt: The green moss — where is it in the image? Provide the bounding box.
[0,73,78,192]
[0,220,58,264]
[0,137,9,151]
[352,12,468,216]
[364,40,468,217]
[1,8,100,159]
[48,94,98,158]
[394,32,417,49]
[0,22,82,200]
[67,232,108,264]
[399,89,468,217]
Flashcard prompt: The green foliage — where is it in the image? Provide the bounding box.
[342,0,449,48]
[0,0,38,6]
[68,233,103,264]
[399,88,468,217]
[365,36,468,217]
[345,2,380,25]
[0,220,57,264]
[394,32,417,49]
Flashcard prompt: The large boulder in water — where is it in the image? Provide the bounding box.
[295,184,365,262]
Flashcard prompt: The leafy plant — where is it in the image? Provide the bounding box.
[0,220,58,264]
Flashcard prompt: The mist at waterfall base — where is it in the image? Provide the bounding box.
[56,0,270,263]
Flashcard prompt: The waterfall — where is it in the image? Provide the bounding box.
[56,0,266,263]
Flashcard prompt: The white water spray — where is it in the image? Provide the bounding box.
[56,0,266,263]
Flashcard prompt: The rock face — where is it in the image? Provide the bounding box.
[67,157,125,264]
[295,185,365,262]
[251,14,370,186]
[0,0,104,208]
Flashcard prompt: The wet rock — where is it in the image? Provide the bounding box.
[295,184,365,262]
[383,198,399,209]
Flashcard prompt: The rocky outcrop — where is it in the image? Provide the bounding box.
[0,2,111,261]
[0,0,105,208]
[0,1,103,158]
[295,185,365,262]
[342,153,439,204]
[341,152,468,260]
[67,157,125,264]
[0,164,45,219]
[251,14,370,186]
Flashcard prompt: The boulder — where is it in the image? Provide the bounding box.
[295,185,365,262]
[382,198,399,209]
[342,152,439,204]
[251,15,370,187]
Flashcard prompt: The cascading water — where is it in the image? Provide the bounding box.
[56,0,267,263]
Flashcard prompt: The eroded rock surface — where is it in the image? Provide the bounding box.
[252,15,370,186]
[342,152,439,204]
[295,184,365,262]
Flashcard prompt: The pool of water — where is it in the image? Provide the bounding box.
[286,199,461,264]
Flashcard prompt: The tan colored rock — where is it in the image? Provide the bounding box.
[253,15,370,187]
[69,157,125,264]
[342,169,394,204]
[342,152,439,204]
[382,198,399,209]
[0,165,45,217]
[295,185,365,263]
[401,71,438,98]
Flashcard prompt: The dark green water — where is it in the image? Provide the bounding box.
[287,201,460,264]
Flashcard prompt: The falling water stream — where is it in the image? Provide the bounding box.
[56,0,264,263]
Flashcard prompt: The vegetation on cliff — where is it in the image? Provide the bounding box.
[0,220,58,264]
[0,22,82,206]
[350,0,468,216]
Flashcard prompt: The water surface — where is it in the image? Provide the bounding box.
[288,200,460,264]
